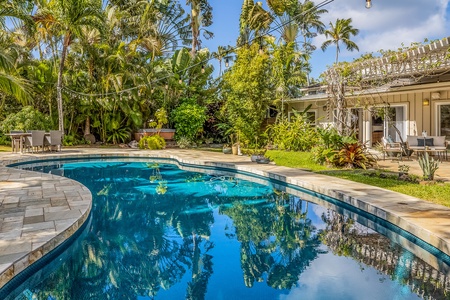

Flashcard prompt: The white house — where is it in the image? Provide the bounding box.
[285,37,450,147]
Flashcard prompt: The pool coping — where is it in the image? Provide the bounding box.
[1,148,450,289]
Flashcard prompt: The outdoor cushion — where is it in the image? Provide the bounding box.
[433,136,446,146]
[417,138,434,146]
[406,135,418,146]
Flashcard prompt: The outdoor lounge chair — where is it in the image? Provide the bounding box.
[381,137,404,160]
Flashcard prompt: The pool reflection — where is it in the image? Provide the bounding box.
[5,161,449,300]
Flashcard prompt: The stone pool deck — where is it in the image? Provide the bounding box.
[0,148,450,288]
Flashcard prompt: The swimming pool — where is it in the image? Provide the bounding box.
[2,160,450,299]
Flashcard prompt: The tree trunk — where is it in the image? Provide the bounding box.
[190,3,200,56]
[57,33,70,133]
[336,83,345,135]
[84,116,91,136]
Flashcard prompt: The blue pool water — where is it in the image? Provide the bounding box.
[3,160,450,299]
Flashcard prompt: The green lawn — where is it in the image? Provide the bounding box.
[265,150,450,207]
[0,145,10,152]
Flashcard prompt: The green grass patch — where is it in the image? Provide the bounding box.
[0,145,10,152]
[266,150,450,207]
[265,150,330,172]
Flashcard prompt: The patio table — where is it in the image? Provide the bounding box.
[5,132,50,154]
[414,147,448,161]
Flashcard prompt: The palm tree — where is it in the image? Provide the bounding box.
[0,0,33,103]
[185,0,213,56]
[238,0,273,47]
[127,1,190,60]
[212,45,233,75]
[34,0,104,132]
[296,0,327,53]
[321,18,359,63]
[0,44,30,103]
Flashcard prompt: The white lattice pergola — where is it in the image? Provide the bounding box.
[321,37,450,134]
[325,37,450,85]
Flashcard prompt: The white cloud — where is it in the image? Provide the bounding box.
[310,0,450,76]
[279,253,421,300]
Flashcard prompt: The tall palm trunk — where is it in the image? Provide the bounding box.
[57,33,70,132]
[190,5,199,56]
[335,44,339,63]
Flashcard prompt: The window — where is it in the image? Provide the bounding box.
[306,111,317,125]
[439,104,450,139]
[288,110,317,125]
[267,105,277,118]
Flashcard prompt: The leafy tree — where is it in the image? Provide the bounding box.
[321,18,359,63]
[222,43,273,144]
[296,0,327,53]
[269,39,307,103]
[127,1,190,59]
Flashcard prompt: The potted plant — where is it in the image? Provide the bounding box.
[222,144,232,154]
[250,148,267,162]
[230,133,239,155]
[397,164,410,177]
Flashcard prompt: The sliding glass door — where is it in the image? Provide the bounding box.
[438,104,450,139]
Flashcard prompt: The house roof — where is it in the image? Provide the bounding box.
[287,37,450,103]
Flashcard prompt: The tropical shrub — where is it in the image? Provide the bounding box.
[107,127,130,144]
[0,106,50,133]
[139,135,166,150]
[311,146,335,165]
[0,134,9,145]
[176,136,192,149]
[172,102,207,143]
[266,114,318,151]
[331,142,376,169]
[63,134,88,146]
[312,127,358,165]
[148,108,168,131]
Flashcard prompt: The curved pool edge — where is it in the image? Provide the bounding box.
[0,166,92,289]
[1,148,450,289]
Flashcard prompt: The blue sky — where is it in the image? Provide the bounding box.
[190,0,450,80]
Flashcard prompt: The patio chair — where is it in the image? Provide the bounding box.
[24,130,45,153]
[10,130,24,152]
[382,137,403,160]
[44,130,63,152]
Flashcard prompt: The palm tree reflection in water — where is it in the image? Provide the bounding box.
[11,162,448,300]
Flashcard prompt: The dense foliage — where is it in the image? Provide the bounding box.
[221,43,273,145]
[0,0,332,145]
[265,111,318,151]
[138,135,166,150]
[171,102,207,143]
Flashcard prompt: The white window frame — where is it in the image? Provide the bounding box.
[368,103,408,140]
[435,101,450,138]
